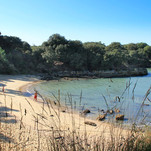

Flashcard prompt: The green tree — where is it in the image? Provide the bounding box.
[84,42,105,70]
[41,34,87,71]
[104,42,128,70]
[137,42,148,49]
[65,40,87,70]
[124,43,137,50]
[144,46,151,60]
[0,35,33,73]
[105,42,124,51]
[41,34,68,65]
[0,47,7,62]
[31,46,48,72]
[0,47,16,74]
[104,49,127,70]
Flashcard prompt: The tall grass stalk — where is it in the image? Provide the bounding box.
[1,88,151,150]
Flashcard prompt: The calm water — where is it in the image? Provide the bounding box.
[32,69,151,125]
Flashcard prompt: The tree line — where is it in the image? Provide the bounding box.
[0,33,151,74]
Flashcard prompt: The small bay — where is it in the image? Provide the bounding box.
[32,69,151,125]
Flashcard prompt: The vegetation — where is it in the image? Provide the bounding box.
[1,90,151,151]
[0,33,151,74]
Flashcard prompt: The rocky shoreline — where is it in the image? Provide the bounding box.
[41,68,148,80]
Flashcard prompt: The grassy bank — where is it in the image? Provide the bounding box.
[0,93,151,151]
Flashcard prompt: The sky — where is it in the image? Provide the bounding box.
[0,0,151,46]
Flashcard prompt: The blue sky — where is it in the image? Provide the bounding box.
[0,0,151,46]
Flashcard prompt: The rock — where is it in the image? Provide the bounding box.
[96,115,106,121]
[100,109,105,112]
[55,136,64,140]
[84,121,97,126]
[109,110,114,114]
[40,68,148,80]
[115,114,124,120]
[107,109,114,114]
[82,109,90,114]
[91,106,96,109]
[61,110,66,113]
[144,104,149,106]
[114,108,120,113]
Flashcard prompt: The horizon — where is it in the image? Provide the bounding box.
[0,0,151,46]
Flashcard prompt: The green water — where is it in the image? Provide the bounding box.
[33,69,151,125]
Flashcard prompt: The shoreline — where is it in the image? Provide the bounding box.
[0,75,131,144]
[41,68,148,80]
[20,76,147,128]
[0,74,146,128]
[18,76,135,130]
[19,80,43,98]
[0,74,142,150]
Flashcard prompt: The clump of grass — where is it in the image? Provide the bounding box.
[1,89,151,151]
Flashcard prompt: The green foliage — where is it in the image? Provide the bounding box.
[31,46,48,72]
[105,42,124,51]
[104,42,129,70]
[0,36,31,54]
[0,47,7,62]
[104,49,126,70]
[0,36,33,74]
[0,47,16,74]
[137,42,148,49]
[41,34,87,71]
[84,42,105,70]
[144,46,151,60]
[124,43,138,50]
[0,33,151,74]
[42,34,68,63]
[64,40,87,70]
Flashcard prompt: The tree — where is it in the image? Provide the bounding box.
[47,34,68,49]
[41,34,68,65]
[0,47,16,74]
[84,42,105,70]
[144,46,151,60]
[0,33,151,74]
[0,47,7,62]
[0,35,34,73]
[137,42,148,49]
[41,34,87,71]
[65,40,87,70]
[105,42,124,51]
[124,43,137,50]
[31,46,47,72]
[104,42,128,70]
[104,49,127,70]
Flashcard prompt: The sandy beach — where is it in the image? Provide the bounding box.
[0,75,131,150]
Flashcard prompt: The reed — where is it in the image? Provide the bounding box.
[0,89,151,151]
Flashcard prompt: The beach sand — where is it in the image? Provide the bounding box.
[0,75,130,150]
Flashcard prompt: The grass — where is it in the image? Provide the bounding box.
[0,89,151,151]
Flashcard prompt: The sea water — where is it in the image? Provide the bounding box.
[31,69,151,125]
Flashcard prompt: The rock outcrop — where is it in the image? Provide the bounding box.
[82,109,91,114]
[96,115,106,121]
[115,114,124,120]
[41,68,148,80]
[84,121,97,126]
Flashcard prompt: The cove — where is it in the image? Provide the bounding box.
[32,69,151,126]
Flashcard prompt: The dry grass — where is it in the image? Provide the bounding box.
[0,90,151,151]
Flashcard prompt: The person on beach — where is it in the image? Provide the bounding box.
[2,86,5,93]
[34,91,38,101]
